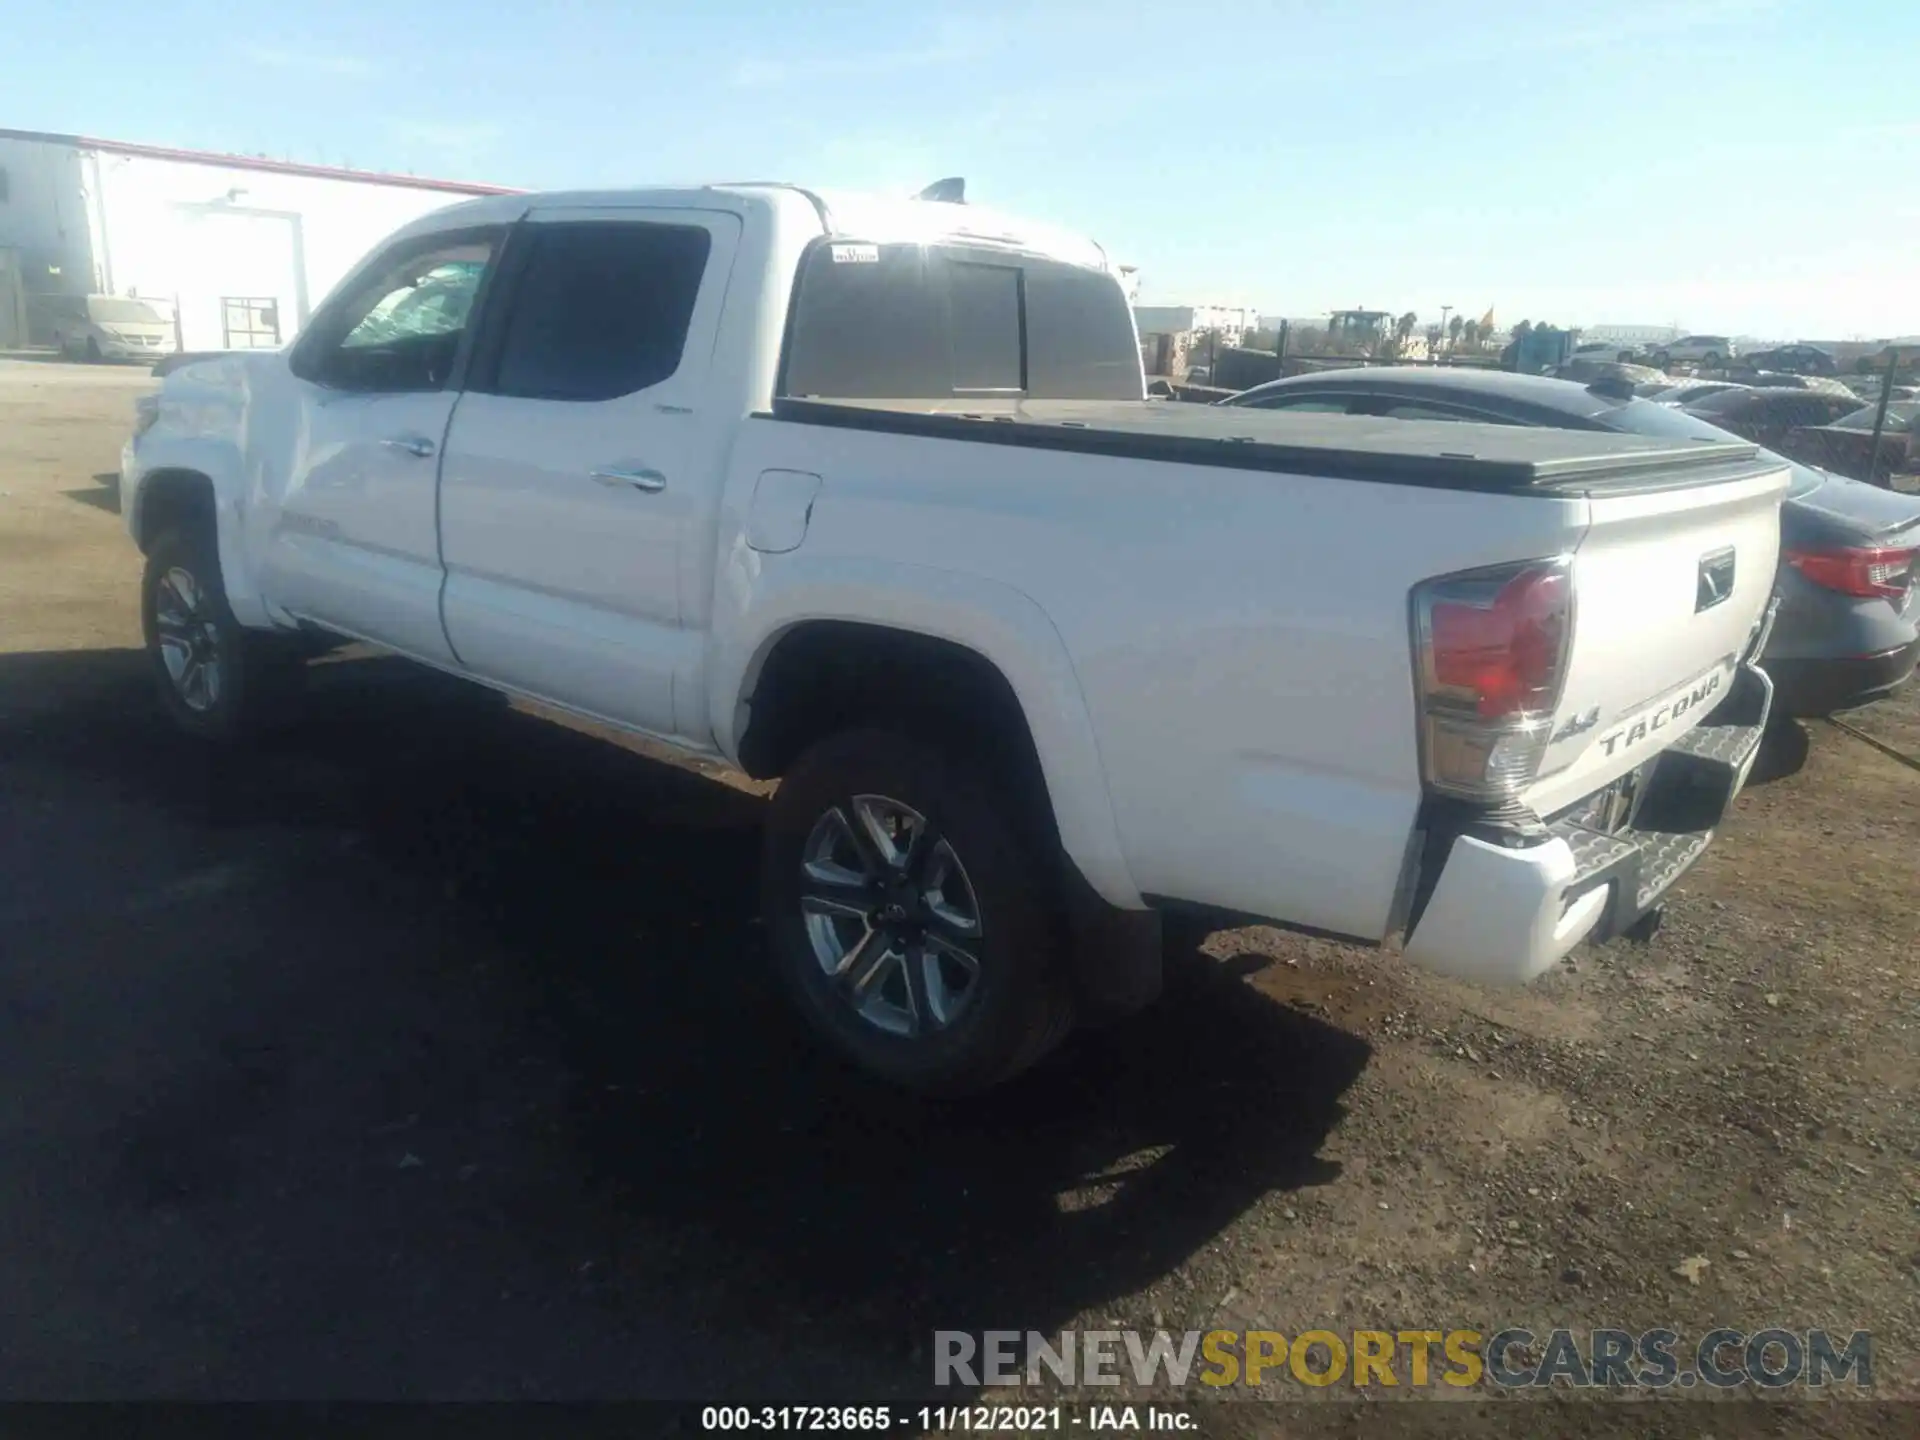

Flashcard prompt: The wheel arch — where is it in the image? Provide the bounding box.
[126,420,271,627]
[132,467,218,553]
[711,562,1142,910]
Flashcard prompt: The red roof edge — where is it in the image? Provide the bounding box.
[0,127,520,197]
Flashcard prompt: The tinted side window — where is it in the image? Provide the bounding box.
[294,232,498,393]
[487,222,711,402]
[1247,394,1352,413]
[1375,399,1514,423]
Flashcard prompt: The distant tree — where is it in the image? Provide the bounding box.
[1461,319,1481,351]
[1448,314,1465,349]
[1512,319,1534,342]
[1245,329,1278,352]
[1426,323,1444,353]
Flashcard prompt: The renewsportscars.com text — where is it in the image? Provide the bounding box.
[935,1327,1872,1390]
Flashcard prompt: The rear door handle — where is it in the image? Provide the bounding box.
[380,435,436,458]
[590,467,667,493]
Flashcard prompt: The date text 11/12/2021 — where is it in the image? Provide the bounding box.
[700,1407,1194,1432]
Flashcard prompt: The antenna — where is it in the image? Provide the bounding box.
[916,177,966,203]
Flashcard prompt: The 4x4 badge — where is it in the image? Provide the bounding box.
[1551,706,1600,743]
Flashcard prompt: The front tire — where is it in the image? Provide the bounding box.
[85,337,103,363]
[762,729,1075,1093]
[141,527,302,740]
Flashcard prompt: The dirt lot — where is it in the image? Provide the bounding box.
[1,358,1915,1424]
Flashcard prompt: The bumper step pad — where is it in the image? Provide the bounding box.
[1550,664,1771,937]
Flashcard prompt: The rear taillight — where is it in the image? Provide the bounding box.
[1412,558,1574,801]
[1784,545,1915,602]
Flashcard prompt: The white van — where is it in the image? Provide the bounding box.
[51,296,178,362]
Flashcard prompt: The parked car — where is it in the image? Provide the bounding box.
[1681,387,1863,449]
[48,295,178,362]
[1844,381,1919,406]
[1651,380,1750,407]
[1570,340,1634,365]
[1656,334,1737,367]
[121,183,1784,1090]
[1742,344,1838,376]
[1780,401,1919,486]
[1722,370,1856,398]
[1223,368,1919,716]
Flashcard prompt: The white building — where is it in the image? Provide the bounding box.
[0,127,511,351]
[1132,304,1261,345]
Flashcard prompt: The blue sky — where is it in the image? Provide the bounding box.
[6,0,1915,338]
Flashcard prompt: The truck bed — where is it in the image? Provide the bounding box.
[769,395,1772,496]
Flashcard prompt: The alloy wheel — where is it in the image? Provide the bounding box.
[153,566,224,712]
[798,794,983,1037]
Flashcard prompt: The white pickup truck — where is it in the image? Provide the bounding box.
[123,183,1785,1091]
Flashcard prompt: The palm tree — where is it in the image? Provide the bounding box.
[1461,319,1481,352]
[1448,314,1465,350]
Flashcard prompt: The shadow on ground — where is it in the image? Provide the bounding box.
[0,647,1368,1399]
[1747,717,1812,786]
[60,473,122,515]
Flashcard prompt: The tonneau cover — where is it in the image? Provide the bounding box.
[771,396,1773,496]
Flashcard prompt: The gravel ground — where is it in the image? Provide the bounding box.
[1,358,1915,1427]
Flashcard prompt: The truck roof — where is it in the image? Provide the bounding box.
[405,184,1112,272]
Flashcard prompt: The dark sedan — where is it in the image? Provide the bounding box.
[1680,387,1862,449]
[1779,401,1917,486]
[1221,368,1920,716]
[1742,344,1839,377]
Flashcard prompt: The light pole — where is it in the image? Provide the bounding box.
[1439,305,1453,353]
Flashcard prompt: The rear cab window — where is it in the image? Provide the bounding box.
[779,241,1141,401]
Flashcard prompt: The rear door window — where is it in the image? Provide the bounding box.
[480,221,712,401]
[1244,394,1353,413]
[1370,398,1515,423]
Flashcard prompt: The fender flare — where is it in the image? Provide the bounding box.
[128,435,272,629]
[708,554,1144,910]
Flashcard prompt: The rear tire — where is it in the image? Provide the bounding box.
[85,337,103,363]
[762,728,1075,1094]
[141,526,304,741]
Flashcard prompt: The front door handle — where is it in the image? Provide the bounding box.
[590,467,667,493]
[380,435,436,458]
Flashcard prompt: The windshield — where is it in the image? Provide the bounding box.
[87,298,165,324]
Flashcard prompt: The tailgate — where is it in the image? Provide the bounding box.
[1526,464,1788,816]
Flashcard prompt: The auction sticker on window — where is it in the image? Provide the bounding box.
[830,243,880,264]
